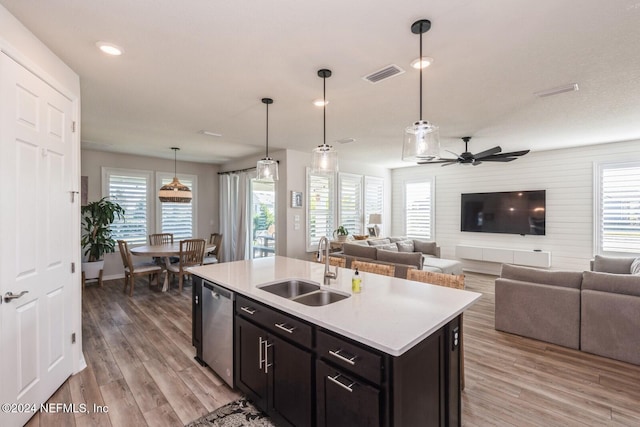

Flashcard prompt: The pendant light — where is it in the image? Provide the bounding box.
[311,69,338,173]
[256,97,279,181]
[158,147,192,203]
[402,19,440,162]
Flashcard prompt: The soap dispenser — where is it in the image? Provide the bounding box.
[352,268,362,293]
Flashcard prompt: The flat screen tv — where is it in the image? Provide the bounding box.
[461,190,546,235]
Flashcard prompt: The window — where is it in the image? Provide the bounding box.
[405,179,434,239]
[595,162,640,254]
[307,170,335,251]
[338,173,363,236]
[364,176,384,229]
[157,172,196,240]
[102,168,152,245]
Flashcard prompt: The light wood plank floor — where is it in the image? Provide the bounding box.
[25,273,640,426]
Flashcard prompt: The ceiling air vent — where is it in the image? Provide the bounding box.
[362,64,405,84]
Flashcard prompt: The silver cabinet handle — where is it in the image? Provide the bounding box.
[4,291,29,303]
[258,337,265,370]
[264,341,273,374]
[274,323,295,334]
[241,306,256,315]
[328,349,356,365]
[327,374,355,393]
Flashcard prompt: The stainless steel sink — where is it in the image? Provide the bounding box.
[258,280,320,298]
[292,290,350,306]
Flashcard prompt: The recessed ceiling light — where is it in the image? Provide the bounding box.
[313,99,328,107]
[198,130,222,137]
[411,56,434,69]
[96,41,123,56]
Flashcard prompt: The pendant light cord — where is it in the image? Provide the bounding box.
[323,75,327,145]
[419,29,423,121]
[265,102,269,157]
[173,148,177,177]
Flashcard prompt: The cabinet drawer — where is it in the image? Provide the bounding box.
[317,330,382,385]
[235,294,313,348]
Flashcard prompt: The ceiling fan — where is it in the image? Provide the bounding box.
[418,137,530,166]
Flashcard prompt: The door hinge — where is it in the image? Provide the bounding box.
[72,121,77,132]
[71,262,76,273]
[71,333,76,344]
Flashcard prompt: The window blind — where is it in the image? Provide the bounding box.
[107,172,149,245]
[307,171,335,250]
[405,180,433,239]
[598,163,640,253]
[338,173,363,236]
[364,176,384,229]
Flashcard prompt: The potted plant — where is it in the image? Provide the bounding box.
[333,225,349,242]
[81,197,125,279]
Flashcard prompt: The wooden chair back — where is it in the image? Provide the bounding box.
[117,239,133,270]
[209,233,223,257]
[149,233,174,245]
[179,239,206,269]
[351,260,395,277]
[406,270,465,290]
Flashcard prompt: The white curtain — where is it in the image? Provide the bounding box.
[219,171,252,261]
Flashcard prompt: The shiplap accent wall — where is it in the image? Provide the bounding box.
[391,139,640,274]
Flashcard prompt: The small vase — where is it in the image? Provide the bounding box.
[337,235,347,242]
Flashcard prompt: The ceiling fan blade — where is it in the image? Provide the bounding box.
[480,157,518,162]
[417,158,458,165]
[444,150,463,160]
[473,146,502,160]
[489,149,530,158]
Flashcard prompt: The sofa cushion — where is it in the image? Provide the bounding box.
[388,236,408,243]
[413,240,438,256]
[592,255,635,274]
[631,258,640,275]
[368,238,391,246]
[396,240,415,252]
[500,264,582,289]
[582,271,640,297]
[379,243,398,251]
[343,243,377,259]
[376,249,422,269]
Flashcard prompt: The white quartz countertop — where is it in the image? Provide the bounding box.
[190,256,481,356]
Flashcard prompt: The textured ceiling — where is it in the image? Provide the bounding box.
[2,0,640,168]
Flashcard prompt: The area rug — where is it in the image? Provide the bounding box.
[185,398,275,427]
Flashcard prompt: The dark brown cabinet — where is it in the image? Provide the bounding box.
[235,297,313,427]
[192,276,203,363]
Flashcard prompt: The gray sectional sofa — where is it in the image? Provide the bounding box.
[495,256,640,365]
[332,236,462,278]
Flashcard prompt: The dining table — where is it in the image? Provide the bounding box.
[130,241,216,292]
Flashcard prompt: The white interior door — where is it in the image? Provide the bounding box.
[0,53,74,427]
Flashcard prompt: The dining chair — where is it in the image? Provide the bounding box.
[149,233,174,245]
[167,238,206,291]
[118,240,163,296]
[203,233,223,264]
[406,269,466,390]
[351,260,395,277]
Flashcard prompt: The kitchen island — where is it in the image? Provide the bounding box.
[190,256,481,427]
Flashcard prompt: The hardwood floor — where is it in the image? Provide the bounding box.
[25,272,640,426]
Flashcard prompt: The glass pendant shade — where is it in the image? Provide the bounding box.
[256,157,279,181]
[159,147,192,203]
[402,120,440,162]
[311,143,338,174]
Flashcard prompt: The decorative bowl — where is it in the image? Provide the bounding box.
[353,235,368,240]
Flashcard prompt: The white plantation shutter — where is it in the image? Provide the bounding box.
[405,179,434,239]
[103,168,152,245]
[596,162,640,254]
[364,176,384,228]
[159,173,196,240]
[338,173,363,236]
[307,170,335,251]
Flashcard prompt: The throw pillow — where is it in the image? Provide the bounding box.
[379,243,398,251]
[376,249,422,269]
[368,238,391,246]
[631,258,640,275]
[413,240,437,256]
[388,236,408,243]
[396,240,415,252]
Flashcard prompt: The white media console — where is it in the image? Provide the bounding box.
[455,245,551,268]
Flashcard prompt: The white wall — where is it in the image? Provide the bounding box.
[391,139,640,274]
[81,149,219,277]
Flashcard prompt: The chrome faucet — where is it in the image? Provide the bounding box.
[317,236,337,285]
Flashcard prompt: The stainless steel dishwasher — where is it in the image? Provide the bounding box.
[202,280,234,387]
